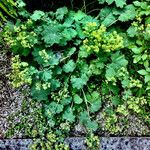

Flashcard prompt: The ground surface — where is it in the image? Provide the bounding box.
[0,45,150,139]
[0,49,25,138]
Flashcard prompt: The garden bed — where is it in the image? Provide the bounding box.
[0,0,150,149]
[0,33,150,150]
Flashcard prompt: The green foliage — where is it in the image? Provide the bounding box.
[98,0,127,8]
[0,0,17,25]
[6,99,47,138]
[8,55,32,87]
[63,60,76,73]
[6,99,70,149]
[79,111,98,131]
[73,94,83,104]
[126,1,150,93]
[3,20,37,56]
[86,133,100,150]
[82,22,123,53]
[2,0,150,143]
[4,9,124,131]
[30,10,45,21]
[98,4,136,26]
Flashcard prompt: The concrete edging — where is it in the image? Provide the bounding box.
[0,137,150,150]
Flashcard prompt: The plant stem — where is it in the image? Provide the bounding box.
[82,88,90,115]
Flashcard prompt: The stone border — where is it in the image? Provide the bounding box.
[100,137,150,150]
[0,137,150,150]
[0,139,32,150]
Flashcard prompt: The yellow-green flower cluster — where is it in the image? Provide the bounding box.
[46,132,57,143]
[129,77,142,88]
[83,22,123,53]
[84,22,98,32]
[118,67,129,78]
[3,20,37,48]
[30,132,69,150]
[106,68,128,85]
[116,105,129,116]
[35,81,51,90]
[60,122,70,131]
[86,133,100,150]
[106,77,117,85]
[9,55,32,88]
[132,17,150,33]
[103,113,121,133]
[39,49,49,63]
[51,87,69,102]
[127,96,147,113]
[55,144,69,150]
[47,132,69,150]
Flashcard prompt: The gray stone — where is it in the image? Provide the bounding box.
[100,137,150,150]
[0,137,150,150]
[65,137,86,150]
[0,139,32,150]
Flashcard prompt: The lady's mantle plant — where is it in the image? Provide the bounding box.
[2,0,150,146]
